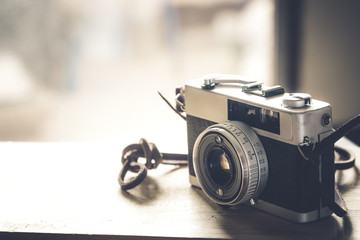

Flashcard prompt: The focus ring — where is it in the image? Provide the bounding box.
[221,122,261,204]
[193,121,268,206]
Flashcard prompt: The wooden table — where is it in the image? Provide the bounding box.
[0,139,359,239]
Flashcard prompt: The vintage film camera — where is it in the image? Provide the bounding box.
[185,74,337,223]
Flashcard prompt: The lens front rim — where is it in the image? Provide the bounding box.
[197,132,246,203]
[193,121,268,206]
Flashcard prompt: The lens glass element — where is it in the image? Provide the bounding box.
[207,148,233,186]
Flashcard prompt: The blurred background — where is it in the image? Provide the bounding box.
[0,0,358,148]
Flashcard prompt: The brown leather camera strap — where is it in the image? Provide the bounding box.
[298,114,360,217]
[118,138,187,190]
[311,114,359,162]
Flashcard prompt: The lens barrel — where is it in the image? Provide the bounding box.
[192,121,268,205]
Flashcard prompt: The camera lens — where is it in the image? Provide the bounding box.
[207,148,233,186]
[192,121,268,206]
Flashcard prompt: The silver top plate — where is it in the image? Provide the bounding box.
[185,77,333,145]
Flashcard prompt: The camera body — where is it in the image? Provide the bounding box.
[186,74,335,223]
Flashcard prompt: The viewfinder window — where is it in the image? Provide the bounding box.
[228,99,280,134]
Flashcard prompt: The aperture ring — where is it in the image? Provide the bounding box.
[193,121,268,206]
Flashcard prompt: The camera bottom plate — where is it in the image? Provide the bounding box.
[252,199,333,223]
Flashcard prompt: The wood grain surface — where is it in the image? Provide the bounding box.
[0,139,359,239]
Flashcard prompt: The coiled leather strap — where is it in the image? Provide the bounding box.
[119,138,187,190]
